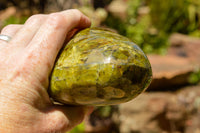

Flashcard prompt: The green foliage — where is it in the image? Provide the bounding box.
[188,69,200,84]
[104,0,200,54]
[149,0,200,34]
[104,0,169,54]
[125,14,169,54]
[126,0,141,18]
[3,16,28,27]
[103,13,127,35]
[97,106,112,118]
[67,122,85,133]
[67,106,112,133]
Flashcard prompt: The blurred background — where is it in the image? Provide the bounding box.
[1,0,200,133]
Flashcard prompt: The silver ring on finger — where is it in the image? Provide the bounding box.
[0,34,11,42]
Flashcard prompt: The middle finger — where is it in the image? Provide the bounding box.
[1,24,22,38]
[10,14,47,47]
[0,24,22,48]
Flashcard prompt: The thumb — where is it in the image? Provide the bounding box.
[43,105,94,132]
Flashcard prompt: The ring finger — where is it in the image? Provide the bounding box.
[0,24,22,46]
[1,24,22,37]
[10,14,48,47]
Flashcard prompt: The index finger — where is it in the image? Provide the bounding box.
[25,9,91,76]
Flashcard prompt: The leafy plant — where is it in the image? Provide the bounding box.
[3,16,28,27]
[97,106,112,118]
[103,0,169,54]
[67,122,85,133]
[188,69,200,84]
[104,0,200,54]
[149,0,200,36]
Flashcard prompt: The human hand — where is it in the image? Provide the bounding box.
[0,9,93,133]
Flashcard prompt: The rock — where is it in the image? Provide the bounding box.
[176,85,200,133]
[147,54,195,90]
[49,27,152,106]
[146,33,200,90]
[114,85,200,133]
[46,0,84,12]
[84,106,119,133]
[79,7,107,26]
[169,33,200,65]
[0,6,16,21]
[0,6,17,30]
[138,6,150,16]
[107,0,128,20]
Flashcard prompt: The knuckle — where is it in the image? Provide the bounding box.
[29,14,44,20]
[69,9,82,18]
[51,113,69,131]
[25,14,45,24]
[47,13,65,29]
[1,24,17,33]
[58,117,69,131]
[70,9,82,15]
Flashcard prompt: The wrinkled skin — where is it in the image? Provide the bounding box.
[0,9,93,133]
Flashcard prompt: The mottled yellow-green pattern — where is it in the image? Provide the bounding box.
[49,27,152,106]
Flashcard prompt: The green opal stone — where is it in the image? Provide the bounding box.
[49,27,152,106]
